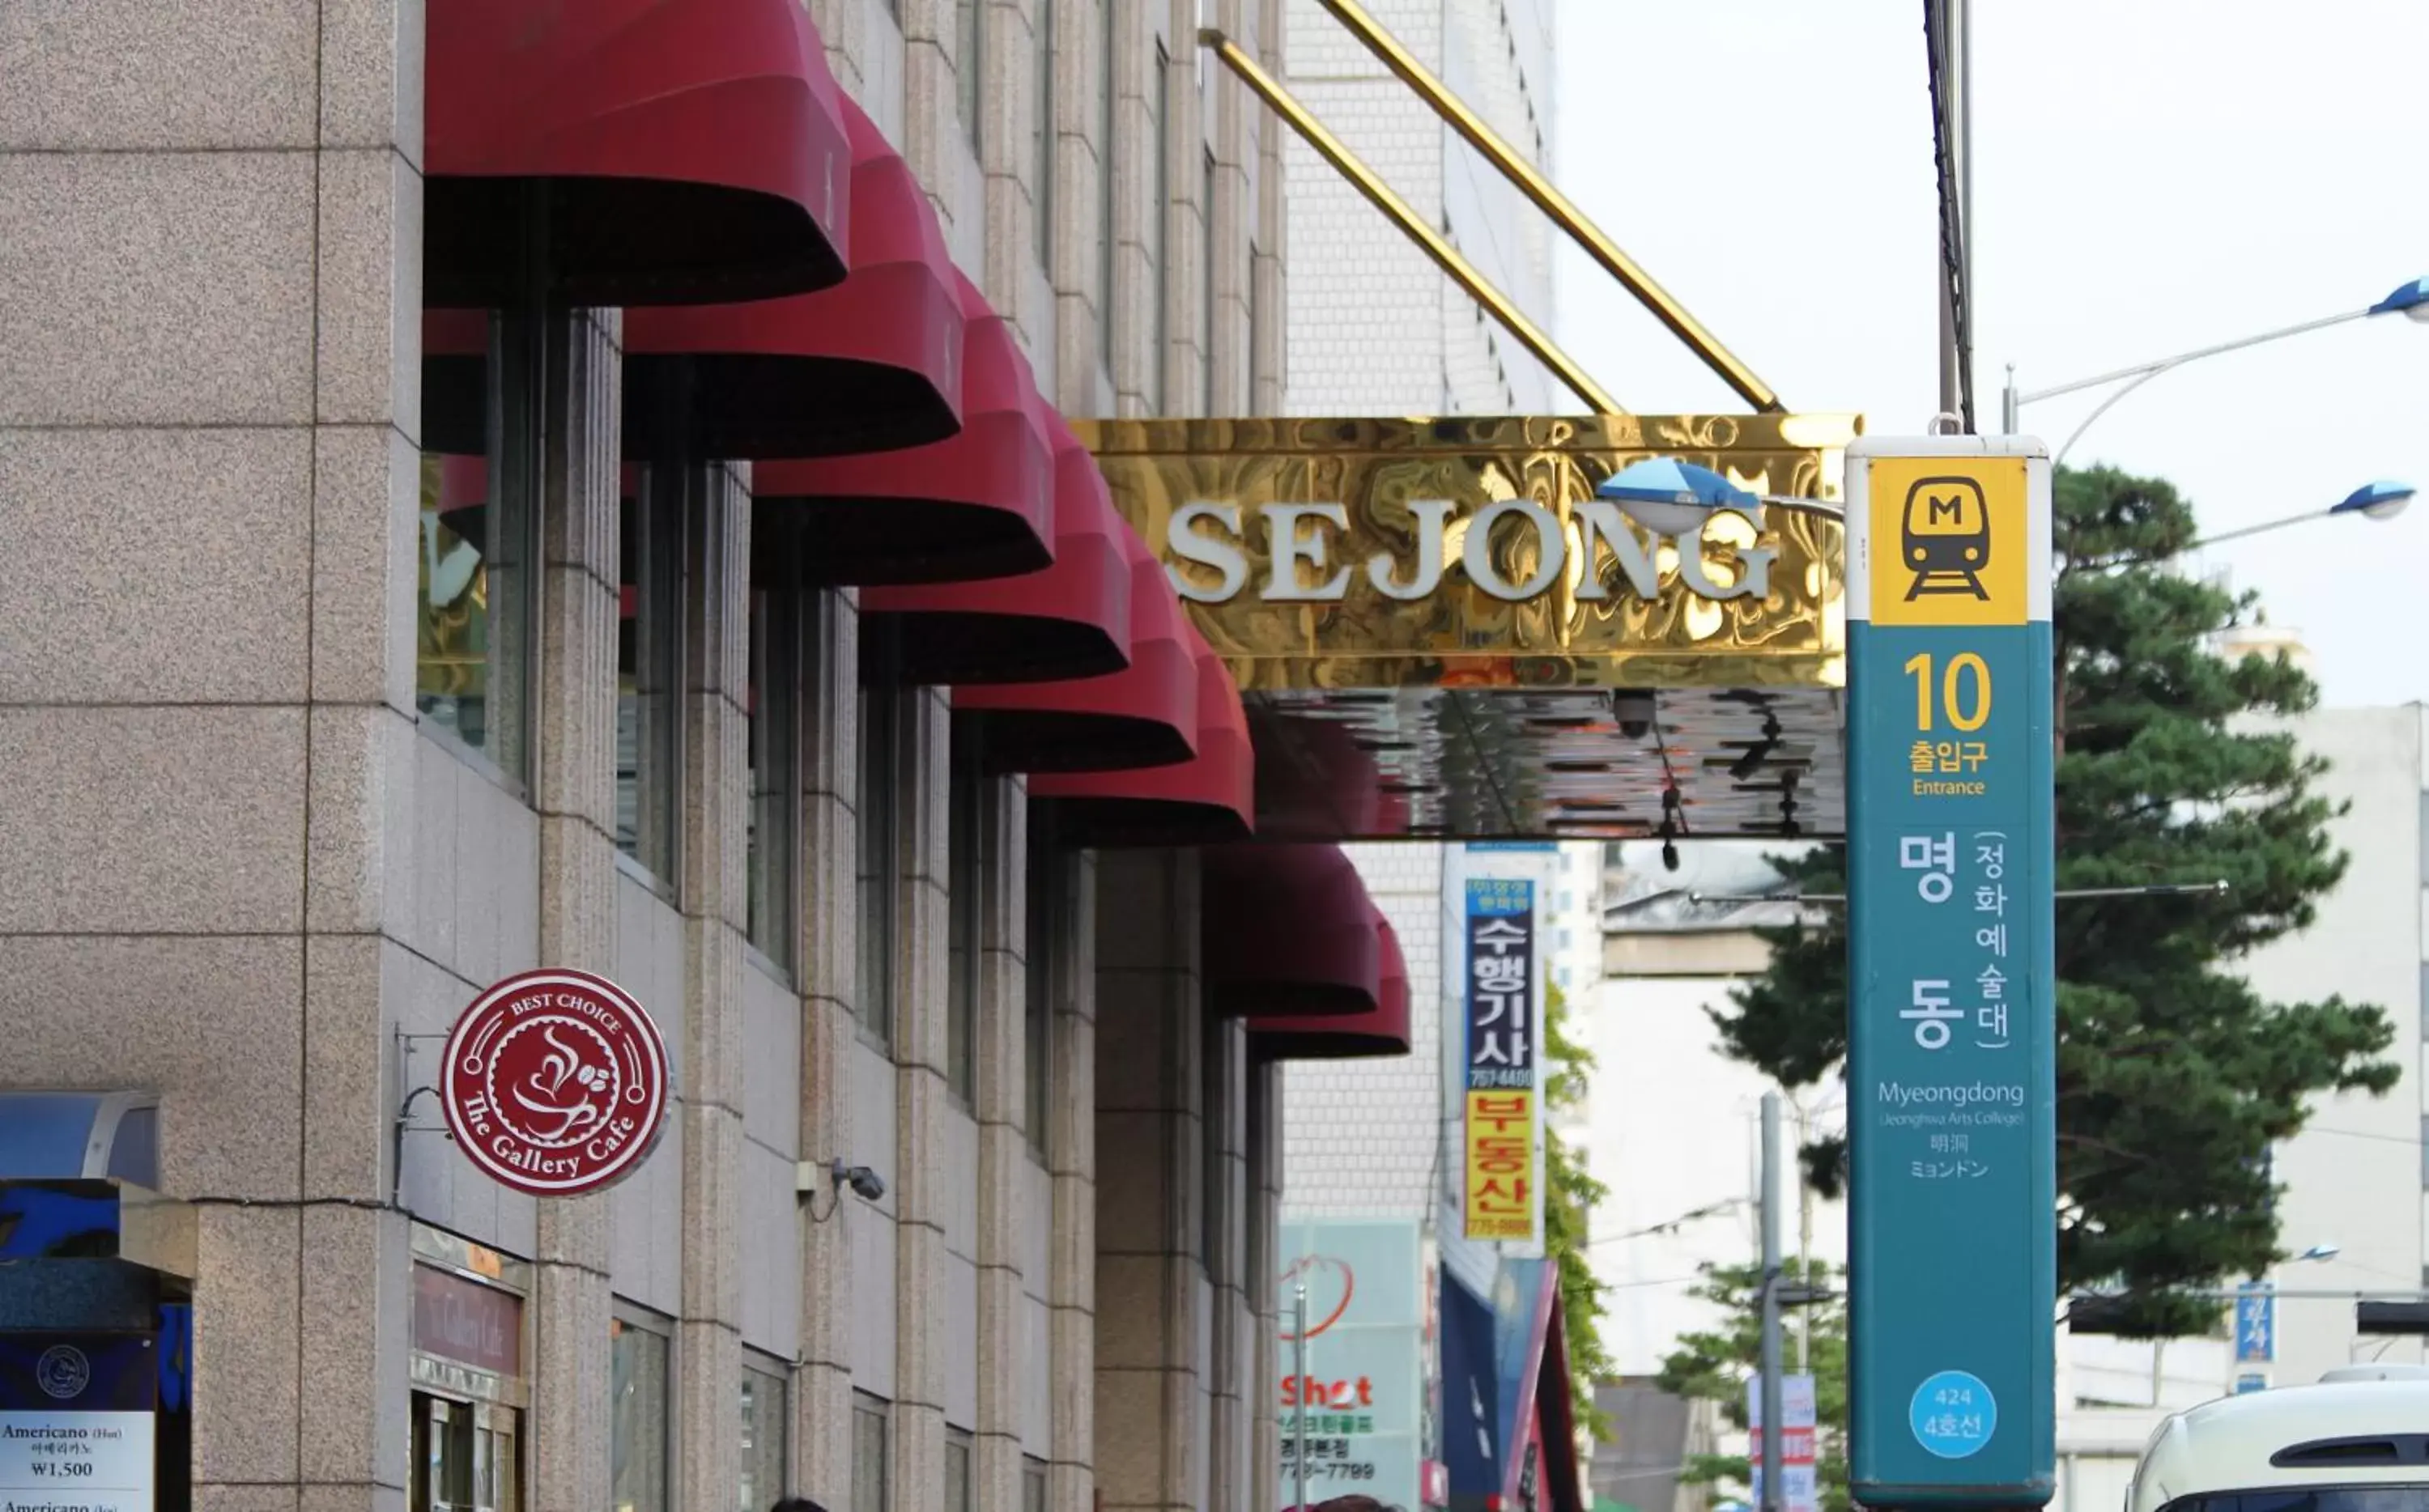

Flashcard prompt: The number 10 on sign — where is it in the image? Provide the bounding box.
[1844,439,2057,1509]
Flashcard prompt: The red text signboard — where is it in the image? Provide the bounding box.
[440,970,670,1198]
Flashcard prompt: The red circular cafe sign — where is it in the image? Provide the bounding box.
[440,969,671,1198]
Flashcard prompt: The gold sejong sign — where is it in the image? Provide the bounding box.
[1078,414,1860,692]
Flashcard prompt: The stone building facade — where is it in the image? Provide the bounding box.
[0,9,1313,1512]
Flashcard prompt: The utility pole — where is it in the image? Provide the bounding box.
[1795,1098,1814,1370]
[1293,1284,1310,1512]
[1760,1091,1785,1512]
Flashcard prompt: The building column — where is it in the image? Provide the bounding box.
[976,780,1032,1512]
[675,465,752,1512]
[1248,1063,1284,1512]
[797,588,863,1505]
[1048,850,1100,1512]
[895,689,957,1512]
[528,306,625,1512]
[1093,849,1206,1512]
[1206,1016,1251,1512]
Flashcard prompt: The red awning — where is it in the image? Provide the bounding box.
[1202,845,1382,1019]
[424,0,850,308]
[950,537,1199,774]
[1249,909,1410,1058]
[857,416,1129,686]
[622,94,963,460]
[1030,633,1254,846]
[753,278,1053,587]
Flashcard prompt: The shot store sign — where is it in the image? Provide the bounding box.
[1461,877,1539,1245]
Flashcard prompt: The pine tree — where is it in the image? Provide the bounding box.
[1657,1259,1852,1512]
[1716,463,2397,1335]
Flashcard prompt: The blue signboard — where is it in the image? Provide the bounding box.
[2234,1282,2275,1365]
[1846,440,2056,1509]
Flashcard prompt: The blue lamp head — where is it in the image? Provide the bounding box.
[2330,479,2415,522]
[2368,277,2429,323]
[1597,457,1761,537]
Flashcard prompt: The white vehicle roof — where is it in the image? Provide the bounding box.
[2133,1378,2429,1512]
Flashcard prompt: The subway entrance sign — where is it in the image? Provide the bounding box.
[1845,438,2055,1509]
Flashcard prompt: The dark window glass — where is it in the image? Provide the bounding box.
[947,729,985,1106]
[857,680,900,1049]
[851,1396,890,1512]
[416,312,538,784]
[610,1313,670,1512]
[1024,817,1058,1158]
[748,588,801,970]
[618,466,686,881]
[1034,0,1056,265]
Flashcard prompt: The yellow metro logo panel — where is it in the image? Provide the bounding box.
[1865,454,2028,628]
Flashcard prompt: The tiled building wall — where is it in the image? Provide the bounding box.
[1279,844,1449,1218]
[1282,0,1557,416]
[1,9,1283,1512]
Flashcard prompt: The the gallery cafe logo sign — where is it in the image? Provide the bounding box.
[1161,497,1777,606]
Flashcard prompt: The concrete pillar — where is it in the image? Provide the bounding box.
[1093,849,1206,1512]
[528,306,625,1512]
[976,779,1032,1512]
[895,690,956,1512]
[798,588,863,1506]
[1048,849,1100,1512]
[675,466,753,1512]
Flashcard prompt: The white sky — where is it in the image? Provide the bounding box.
[1547,0,2429,708]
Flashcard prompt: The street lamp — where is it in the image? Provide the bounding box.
[2187,479,2414,550]
[1596,457,1844,535]
[2001,275,2429,464]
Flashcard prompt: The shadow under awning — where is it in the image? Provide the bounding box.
[0,1181,197,1283]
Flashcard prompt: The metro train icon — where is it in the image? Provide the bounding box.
[1900,476,1992,601]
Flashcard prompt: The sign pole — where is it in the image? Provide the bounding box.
[1294,1283,1310,1512]
[1845,436,2056,1507]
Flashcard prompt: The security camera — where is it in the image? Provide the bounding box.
[1612,690,1655,741]
[834,1162,887,1204]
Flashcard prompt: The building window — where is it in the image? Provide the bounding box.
[1150,41,1170,412]
[416,313,538,786]
[748,586,801,972]
[1246,240,1264,410]
[946,726,985,1107]
[1097,0,1117,375]
[740,1357,789,1512]
[1034,0,1057,266]
[1024,818,1059,1160]
[1202,1011,1226,1270]
[1023,1459,1049,1512]
[610,1308,672,1512]
[956,0,983,153]
[852,1395,891,1512]
[619,466,687,883]
[1202,147,1216,414]
[857,675,901,1051]
[946,1431,974,1512]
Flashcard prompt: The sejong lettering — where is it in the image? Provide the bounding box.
[1164,499,1776,606]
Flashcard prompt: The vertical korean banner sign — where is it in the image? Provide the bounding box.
[1461,877,1538,1244]
[1845,438,2056,1508]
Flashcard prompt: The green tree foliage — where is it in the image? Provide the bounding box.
[1719,464,2397,1334]
[1545,981,1616,1440]
[1657,1259,1851,1512]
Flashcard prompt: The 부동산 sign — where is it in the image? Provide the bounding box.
[1844,439,2056,1508]
[1461,877,1539,1245]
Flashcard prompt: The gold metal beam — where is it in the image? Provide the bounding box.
[1308,0,1786,414]
[1199,28,1624,417]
